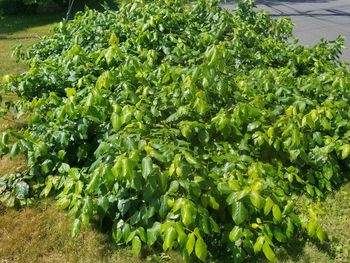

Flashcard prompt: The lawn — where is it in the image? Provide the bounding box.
[0,9,350,263]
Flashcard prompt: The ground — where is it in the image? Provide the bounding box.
[0,7,350,263]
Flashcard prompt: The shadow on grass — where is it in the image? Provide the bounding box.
[271,236,336,263]
[0,0,118,35]
[0,13,65,35]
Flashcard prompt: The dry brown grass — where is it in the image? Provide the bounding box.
[0,156,26,176]
[0,200,183,263]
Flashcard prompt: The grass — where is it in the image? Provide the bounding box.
[0,9,350,263]
[0,199,183,263]
[0,14,64,77]
[266,183,350,263]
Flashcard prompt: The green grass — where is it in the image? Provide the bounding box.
[0,14,63,77]
[0,10,350,263]
[264,184,350,263]
[0,14,63,135]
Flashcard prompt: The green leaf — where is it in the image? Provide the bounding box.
[250,191,264,209]
[122,224,131,241]
[262,242,275,262]
[307,220,317,237]
[132,236,142,256]
[264,197,274,216]
[229,226,243,242]
[231,201,248,225]
[226,189,249,205]
[41,179,53,197]
[112,227,123,244]
[181,203,194,227]
[111,113,122,132]
[15,181,29,199]
[186,233,195,255]
[163,226,177,251]
[141,156,152,179]
[147,222,161,246]
[105,47,116,65]
[306,184,315,197]
[253,236,265,254]
[174,222,187,246]
[9,143,19,158]
[109,33,119,45]
[209,195,220,210]
[41,159,53,175]
[272,204,282,222]
[195,237,207,262]
[341,144,350,159]
[58,150,66,160]
[71,218,81,238]
[316,227,326,242]
[183,151,199,165]
[57,196,70,209]
[282,201,294,216]
[85,172,100,193]
[285,217,294,238]
[1,132,9,145]
[98,196,109,213]
[168,180,179,194]
[273,228,287,243]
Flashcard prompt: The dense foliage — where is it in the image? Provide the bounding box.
[1,0,350,261]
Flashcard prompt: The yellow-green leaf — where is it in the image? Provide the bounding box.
[250,191,265,209]
[132,236,142,256]
[262,242,275,262]
[186,233,195,255]
[253,236,265,254]
[341,144,350,159]
[195,237,207,262]
[229,226,243,242]
[272,204,282,222]
[264,198,274,216]
[231,201,248,225]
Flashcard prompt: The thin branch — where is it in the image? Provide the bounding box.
[65,0,76,22]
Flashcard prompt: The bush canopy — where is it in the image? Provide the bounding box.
[1,0,350,262]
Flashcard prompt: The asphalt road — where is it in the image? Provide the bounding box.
[222,0,350,62]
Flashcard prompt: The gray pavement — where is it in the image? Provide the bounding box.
[222,0,350,62]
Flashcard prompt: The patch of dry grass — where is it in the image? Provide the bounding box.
[0,156,26,176]
[0,200,183,263]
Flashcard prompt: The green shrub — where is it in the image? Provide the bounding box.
[1,0,349,262]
